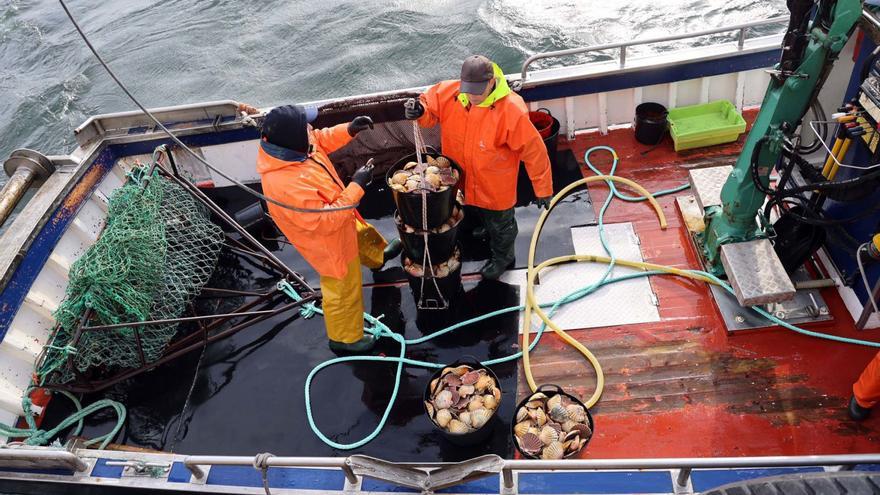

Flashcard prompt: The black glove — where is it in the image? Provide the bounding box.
[347,116,374,137]
[404,98,425,120]
[351,159,375,189]
[535,196,552,210]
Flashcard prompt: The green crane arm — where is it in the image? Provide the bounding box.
[703,0,863,274]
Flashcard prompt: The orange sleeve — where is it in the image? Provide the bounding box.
[417,83,442,128]
[277,177,365,235]
[508,113,553,198]
[312,123,353,154]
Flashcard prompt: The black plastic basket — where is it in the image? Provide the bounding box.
[387,151,463,230]
[511,384,594,459]
[395,207,462,263]
[424,357,501,447]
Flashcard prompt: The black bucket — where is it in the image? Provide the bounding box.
[634,102,668,146]
[387,152,463,230]
[511,384,594,459]
[423,358,501,447]
[395,208,463,263]
[404,250,463,310]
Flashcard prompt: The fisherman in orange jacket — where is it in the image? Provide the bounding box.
[404,55,553,280]
[257,105,401,353]
[850,350,880,420]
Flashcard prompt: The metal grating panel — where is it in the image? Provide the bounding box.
[688,165,733,210]
[720,239,795,306]
[501,223,660,333]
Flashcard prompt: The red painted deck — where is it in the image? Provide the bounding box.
[518,111,880,458]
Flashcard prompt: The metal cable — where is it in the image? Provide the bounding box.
[58,0,358,214]
[857,243,880,314]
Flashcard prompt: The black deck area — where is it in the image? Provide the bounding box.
[42,150,594,461]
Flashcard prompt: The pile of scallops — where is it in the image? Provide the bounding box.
[425,364,501,435]
[389,155,459,193]
[404,248,461,278]
[513,391,592,459]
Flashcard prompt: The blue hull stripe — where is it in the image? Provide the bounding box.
[90,458,124,478]
[690,467,823,492]
[205,466,345,490]
[361,474,499,493]
[519,49,779,102]
[518,471,673,494]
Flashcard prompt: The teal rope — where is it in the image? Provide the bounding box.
[289,144,880,451]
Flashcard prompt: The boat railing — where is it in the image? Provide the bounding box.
[518,15,789,85]
[181,452,880,493]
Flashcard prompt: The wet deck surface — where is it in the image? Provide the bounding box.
[44,149,594,461]
[522,114,880,458]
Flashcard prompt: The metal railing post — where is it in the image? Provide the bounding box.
[738,27,747,50]
[676,467,692,487]
[502,467,514,489]
[342,459,359,485]
[619,46,627,68]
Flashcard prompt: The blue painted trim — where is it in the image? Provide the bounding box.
[361,474,499,493]
[0,146,118,337]
[690,467,823,492]
[518,471,673,494]
[519,49,779,102]
[90,458,124,479]
[0,466,75,476]
[205,466,345,490]
[167,462,192,483]
[855,464,880,472]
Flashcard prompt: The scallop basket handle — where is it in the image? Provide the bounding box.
[536,108,552,115]
[536,384,564,394]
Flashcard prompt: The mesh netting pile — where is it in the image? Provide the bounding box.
[38,168,223,384]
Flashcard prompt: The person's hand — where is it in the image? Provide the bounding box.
[404,98,424,120]
[347,116,374,137]
[351,158,375,189]
[535,196,552,210]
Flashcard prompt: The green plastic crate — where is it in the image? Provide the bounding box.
[667,100,747,152]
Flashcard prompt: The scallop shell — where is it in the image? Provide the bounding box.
[433,390,453,410]
[425,173,441,189]
[435,409,452,428]
[467,397,484,411]
[539,425,559,445]
[561,420,577,432]
[434,264,450,278]
[458,411,471,426]
[452,365,470,376]
[461,370,481,385]
[426,166,440,175]
[549,405,569,423]
[404,161,419,170]
[426,155,438,166]
[483,394,497,410]
[458,385,475,397]
[447,419,471,434]
[518,433,543,454]
[425,401,434,418]
[541,441,565,460]
[513,421,531,438]
[573,422,593,439]
[516,407,530,423]
[444,374,462,387]
[429,378,440,394]
[547,422,563,434]
[404,179,420,191]
[492,386,502,401]
[391,172,410,185]
[391,183,407,192]
[435,156,452,169]
[475,374,493,392]
[470,408,492,429]
[525,400,544,409]
[529,392,548,402]
[566,404,586,423]
[532,407,547,426]
[546,394,562,411]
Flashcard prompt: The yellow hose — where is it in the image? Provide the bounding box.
[821,136,843,178]
[521,175,667,408]
[827,138,852,181]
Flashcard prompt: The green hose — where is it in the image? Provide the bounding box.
[291,144,880,451]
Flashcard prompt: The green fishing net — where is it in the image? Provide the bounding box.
[38,167,223,384]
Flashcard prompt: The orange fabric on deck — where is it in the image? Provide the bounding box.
[417,80,552,210]
[854,351,880,408]
[257,123,363,279]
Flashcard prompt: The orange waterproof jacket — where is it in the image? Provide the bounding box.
[257,123,363,279]
[417,70,553,210]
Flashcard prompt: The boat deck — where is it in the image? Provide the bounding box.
[523,119,880,459]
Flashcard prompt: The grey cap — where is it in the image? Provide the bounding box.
[460,55,494,94]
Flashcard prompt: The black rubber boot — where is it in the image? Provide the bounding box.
[478,207,517,280]
[849,395,872,421]
[329,334,378,354]
[377,239,402,268]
